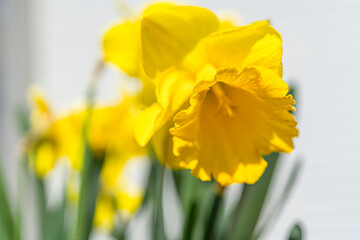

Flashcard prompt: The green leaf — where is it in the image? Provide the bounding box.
[203,186,224,240]
[253,159,303,239]
[139,149,157,212]
[76,63,105,240]
[0,216,9,240]
[151,160,166,240]
[15,104,30,135]
[46,199,66,240]
[171,169,216,240]
[36,177,66,240]
[182,200,198,240]
[224,152,280,240]
[35,178,46,240]
[0,160,14,240]
[288,223,303,240]
[76,143,104,240]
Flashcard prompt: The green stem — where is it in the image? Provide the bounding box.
[76,145,103,240]
[35,177,47,240]
[182,201,198,240]
[204,185,224,240]
[0,159,14,240]
[138,159,156,213]
[14,159,27,240]
[75,61,104,240]
[227,153,280,240]
[152,161,166,240]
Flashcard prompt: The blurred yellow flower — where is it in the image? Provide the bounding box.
[115,192,142,217]
[89,97,144,159]
[94,194,116,230]
[94,156,145,230]
[93,190,143,231]
[28,86,52,134]
[31,141,57,177]
[27,87,60,177]
[28,89,145,178]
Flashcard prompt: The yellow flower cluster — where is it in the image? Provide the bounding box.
[103,3,298,186]
[27,88,145,228]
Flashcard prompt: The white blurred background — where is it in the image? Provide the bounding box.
[1,0,360,239]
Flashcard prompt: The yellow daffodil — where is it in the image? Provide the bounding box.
[103,4,298,185]
[170,67,298,186]
[27,87,59,177]
[94,156,145,230]
[136,12,298,184]
[28,88,145,178]
[28,108,84,177]
[93,190,143,231]
[28,91,146,227]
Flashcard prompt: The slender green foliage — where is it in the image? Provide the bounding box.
[152,160,166,240]
[0,160,14,240]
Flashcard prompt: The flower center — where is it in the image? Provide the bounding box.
[211,83,236,117]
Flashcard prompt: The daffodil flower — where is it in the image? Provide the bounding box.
[170,67,298,186]
[27,89,145,175]
[136,11,298,184]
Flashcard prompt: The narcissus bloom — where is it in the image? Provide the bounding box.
[103,3,298,185]
[135,8,298,184]
[93,192,143,230]
[94,156,145,230]
[27,89,144,177]
[170,68,298,186]
[93,183,143,230]
[27,87,61,177]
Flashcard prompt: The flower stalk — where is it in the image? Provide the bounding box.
[76,61,105,240]
[204,184,225,240]
[152,157,166,240]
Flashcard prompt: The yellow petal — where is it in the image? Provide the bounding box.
[233,66,289,98]
[100,154,126,191]
[142,3,175,16]
[170,68,297,186]
[155,69,194,111]
[28,86,53,135]
[134,103,163,146]
[89,97,145,158]
[204,21,283,76]
[94,194,116,230]
[103,20,141,77]
[141,6,219,77]
[51,111,84,170]
[116,192,142,215]
[151,121,181,169]
[33,141,56,177]
[28,86,50,114]
[134,69,194,146]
